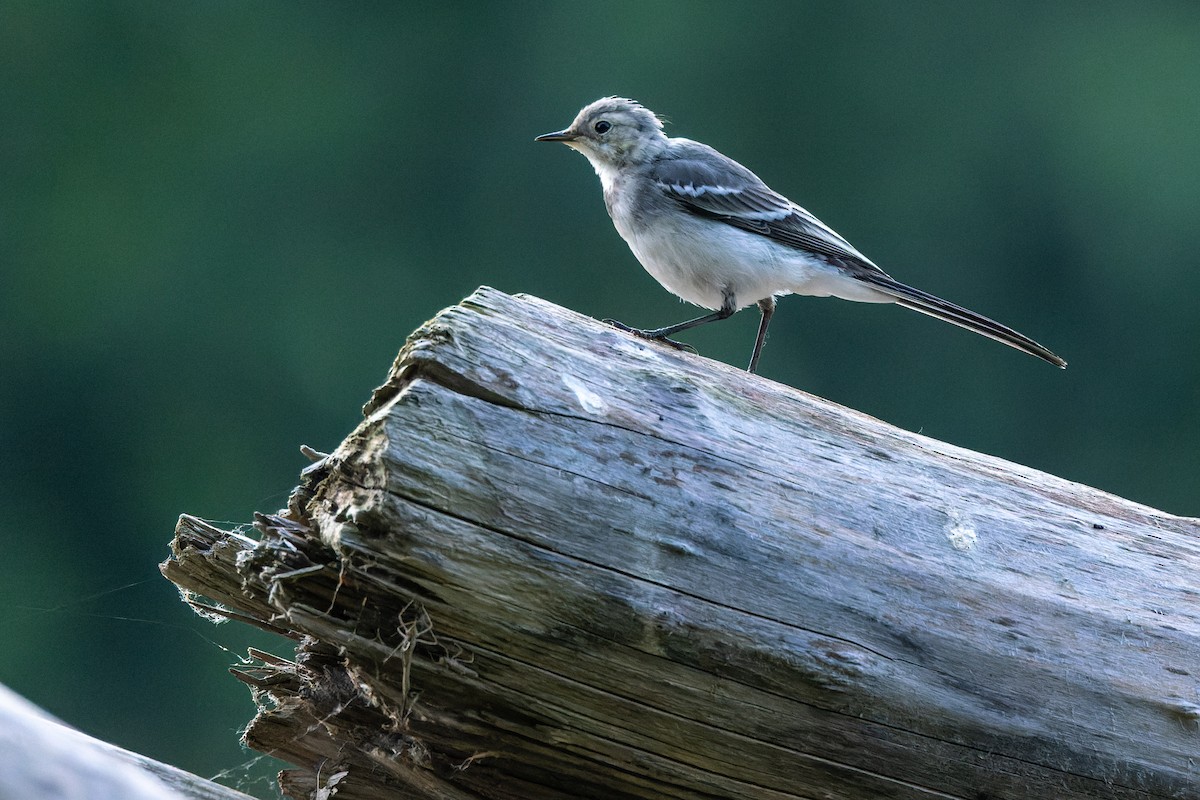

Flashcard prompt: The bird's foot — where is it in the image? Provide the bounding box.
[601,319,697,353]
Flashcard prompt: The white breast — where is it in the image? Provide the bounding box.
[585,153,887,310]
[621,211,841,310]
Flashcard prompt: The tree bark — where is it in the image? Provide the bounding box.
[162,287,1200,800]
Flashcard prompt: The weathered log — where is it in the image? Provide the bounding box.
[162,287,1200,800]
[0,682,259,800]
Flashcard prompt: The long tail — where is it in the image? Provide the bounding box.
[856,273,1066,368]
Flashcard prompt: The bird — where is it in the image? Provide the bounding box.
[535,97,1065,373]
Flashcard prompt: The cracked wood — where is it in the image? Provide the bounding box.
[163,287,1200,800]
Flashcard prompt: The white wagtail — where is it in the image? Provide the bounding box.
[536,97,1066,373]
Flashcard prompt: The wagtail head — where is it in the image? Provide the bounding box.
[535,97,668,169]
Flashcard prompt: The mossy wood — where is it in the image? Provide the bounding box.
[162,287,1200,800]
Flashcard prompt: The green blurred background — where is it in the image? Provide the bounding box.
[2,2,1197,796]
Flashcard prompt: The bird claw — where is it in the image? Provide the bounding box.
[602,319,697,353]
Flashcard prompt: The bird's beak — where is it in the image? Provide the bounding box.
[534,128,577,143]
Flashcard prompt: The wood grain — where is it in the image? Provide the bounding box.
[163,287,1200,799]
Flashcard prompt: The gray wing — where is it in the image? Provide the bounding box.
[651,139,887,276]
[649,142,1067,367]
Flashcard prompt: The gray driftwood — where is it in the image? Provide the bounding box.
[162,287,1200,800]
[0,683,259,800]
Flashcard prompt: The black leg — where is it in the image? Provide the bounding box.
[747,296,775,374]
[604,289,738,353]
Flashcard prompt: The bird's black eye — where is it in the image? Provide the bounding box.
[594,120,612,134]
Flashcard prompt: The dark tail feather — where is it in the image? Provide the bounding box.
[859,273,1067,368]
